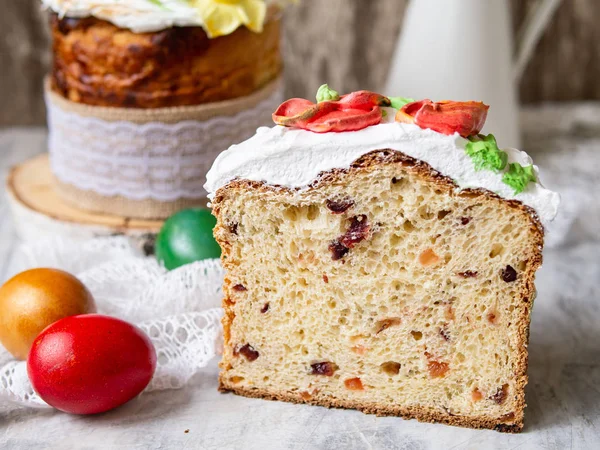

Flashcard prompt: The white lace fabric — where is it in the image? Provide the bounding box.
[46,88,283,201]
[0,236,224,413]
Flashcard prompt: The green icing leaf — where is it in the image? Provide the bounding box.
[502,163,537,194]
[147,0,167,9]
[316,84,340,103]
[389,97,415,109]
[465,134,508,172]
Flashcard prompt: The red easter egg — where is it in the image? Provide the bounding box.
[27,314,157,415]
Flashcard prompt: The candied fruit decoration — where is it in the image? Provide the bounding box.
[490,384,509,404]
[458,270,478,278]
[273,89,390,133]
[340,215,370,249]
[233,284,247,292]
[310,361,338,376]
[395,99,489,138]
[322,274,329,283]
[328,241,349,261]
[344,377,364,391]
[460,217,472,225]
[426,356,450,378]
[487,312,498,324]
[238,344,259,361]
[375,317,402,334]
[472,388,483,402]
[380,361,401,376]
[260,302,270,314]
[418,248,440,266]
[326,198,355,214]
[501,265,517,282]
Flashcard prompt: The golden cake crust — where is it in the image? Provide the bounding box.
[49,13,282,108]
[213,150,544,433]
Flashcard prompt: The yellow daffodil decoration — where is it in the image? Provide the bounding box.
[190,0,267,37]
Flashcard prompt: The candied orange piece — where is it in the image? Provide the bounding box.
[344,377,364,391]
[419,248,440,266]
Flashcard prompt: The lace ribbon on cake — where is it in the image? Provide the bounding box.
[0,236,225,413]
[46,87,282,201]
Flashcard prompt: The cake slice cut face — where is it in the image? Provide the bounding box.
[207,89,559,432]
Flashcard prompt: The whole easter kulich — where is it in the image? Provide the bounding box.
[0,268,96,360]
[155,208,221,270]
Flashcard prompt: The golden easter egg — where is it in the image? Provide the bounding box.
[0,268,96,360]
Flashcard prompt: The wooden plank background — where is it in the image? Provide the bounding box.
[1,0,599,127]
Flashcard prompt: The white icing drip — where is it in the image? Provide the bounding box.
[204,108,560,226]
[41,0,280,33]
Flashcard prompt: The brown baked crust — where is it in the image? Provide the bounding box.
[213,149,544,433]
[49,12,282,108]
[218,383,522,433]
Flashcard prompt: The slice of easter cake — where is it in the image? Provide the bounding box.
[205,85,559,432]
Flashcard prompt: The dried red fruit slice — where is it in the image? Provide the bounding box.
[273,91,390,133]
[306,107,385,133]
[339,91,391,110]
[396,99,489,138]
[273,99,336,128]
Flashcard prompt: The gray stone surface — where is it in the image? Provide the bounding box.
[0,109,599,448]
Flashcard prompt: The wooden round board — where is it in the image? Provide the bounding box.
[6,154,164,244]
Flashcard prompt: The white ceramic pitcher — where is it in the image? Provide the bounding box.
[385,0,562,147]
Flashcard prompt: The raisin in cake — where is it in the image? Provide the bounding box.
[205,87,560,432]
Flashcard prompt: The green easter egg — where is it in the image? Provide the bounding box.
[155,208,221,270]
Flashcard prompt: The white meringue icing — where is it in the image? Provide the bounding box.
[205,108,560,227]
[42,0,281,33]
